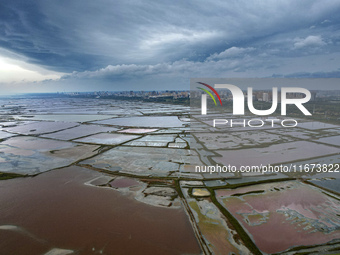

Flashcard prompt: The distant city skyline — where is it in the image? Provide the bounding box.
[0,0,340,94]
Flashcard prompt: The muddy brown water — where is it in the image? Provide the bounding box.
[0,166,201,255]
[110,178,140,188]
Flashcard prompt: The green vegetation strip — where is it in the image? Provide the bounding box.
[210,177,296,191]
[231,190,265,197]
[276,240,340,254]
[329,246,340,252]
[0,172,25,180]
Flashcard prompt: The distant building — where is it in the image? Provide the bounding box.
[263,93,269,102]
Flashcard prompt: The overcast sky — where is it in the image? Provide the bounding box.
[0,0,339,94]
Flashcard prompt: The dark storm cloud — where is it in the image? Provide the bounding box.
[1,0,340,92]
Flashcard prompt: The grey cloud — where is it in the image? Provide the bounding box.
[293,35,326,49]
[1,0,340,93]
[273,70,340,78]
[1,1,340,69]
[206,47,255,60]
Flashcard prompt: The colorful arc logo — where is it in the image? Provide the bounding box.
[196,82,223,106]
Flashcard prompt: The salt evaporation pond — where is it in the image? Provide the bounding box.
[0,166,201,255]
[15,114,113,123]
[4,121,78,135]
[41,125,118,140]
[110,177,140,188]
[214,141,339,167]
[92,116,185,128]
[216,181,340,254]
[74,133,140,145]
